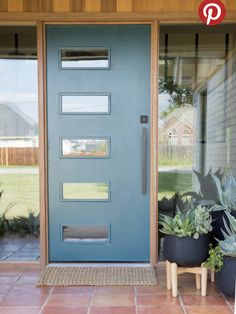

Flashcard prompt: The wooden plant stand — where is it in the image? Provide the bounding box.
[166,260,208,297]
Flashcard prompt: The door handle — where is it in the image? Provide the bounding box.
[142,127,147,195]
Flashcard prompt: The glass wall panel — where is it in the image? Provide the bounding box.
[158,25,236,259]
[0,27,39,261]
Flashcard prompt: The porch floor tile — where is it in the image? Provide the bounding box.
[42,306,88,314]
[137,305,184,314]
[46,294,91,306]
[185,305,233,314]
[0,306,41,314]
[92,293,135,306]
[0,262,233,313]
[90,306,136,314]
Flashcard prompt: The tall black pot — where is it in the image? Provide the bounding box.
[163,234,210,267]
[216,256,236,298]
[210,210,236,245]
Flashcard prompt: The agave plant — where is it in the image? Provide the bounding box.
[206,173,236,212]
[159,205,212,239]
[216,212,236,258]
[221,212,236,238]
[184,169,223,203]
[219,235,236,257]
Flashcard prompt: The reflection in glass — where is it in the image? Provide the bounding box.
[61,95,109,114]
[63,224,109,243]
[158,25,236,260]
[61,48,109,68]
[62,139,110,158]
[62,182,110,200]
[0,26,39,261]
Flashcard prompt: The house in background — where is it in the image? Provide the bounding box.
[0,102,38,138]
[0,103,38,165]
[159,105,195,146]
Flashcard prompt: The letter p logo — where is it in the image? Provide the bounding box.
[199,0,226,26]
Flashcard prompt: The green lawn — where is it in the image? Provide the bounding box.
[158,172,193,200]
[0,173,39,218]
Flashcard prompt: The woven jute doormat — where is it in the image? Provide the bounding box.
[36,266,158,286]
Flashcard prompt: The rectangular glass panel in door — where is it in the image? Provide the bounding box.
[62,182,110,201]
[60,48,110,68]
[47,25,150,262]
[61,94,110,114]
[61,138,110,158]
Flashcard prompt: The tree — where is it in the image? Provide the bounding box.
[159,78,193,118]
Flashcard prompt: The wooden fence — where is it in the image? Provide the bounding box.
[0,147,39,166]
[0,145,193,166]
[158,145,194,163]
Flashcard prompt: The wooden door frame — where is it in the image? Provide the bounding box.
[38,20,158,267]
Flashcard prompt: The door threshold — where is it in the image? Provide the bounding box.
[47,263,152,268]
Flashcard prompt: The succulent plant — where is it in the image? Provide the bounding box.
[184,169,223,203]
[194,205,213,235]
[219,235,236,257]
[221,212,236,239]
[208,173,236,212]
[159,205,212,239]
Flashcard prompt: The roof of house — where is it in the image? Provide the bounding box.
[159,104,195,130]
[0,102,37,127]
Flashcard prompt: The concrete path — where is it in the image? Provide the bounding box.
[158,166,192,173]
[0,167,39,174]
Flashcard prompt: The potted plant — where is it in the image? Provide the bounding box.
[204,173,236,242]
[159,205,212,267]
[158,194,196,258]
[186,169,236,243]
[204,212,236,298]
[158,194,177,215]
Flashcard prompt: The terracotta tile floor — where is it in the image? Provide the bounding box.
[0,264,234,314]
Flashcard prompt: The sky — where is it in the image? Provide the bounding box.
[0,59,38,123]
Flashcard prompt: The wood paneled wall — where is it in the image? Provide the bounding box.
[0,0,235,13]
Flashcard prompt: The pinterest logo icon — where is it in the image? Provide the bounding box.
[198,0,226,26]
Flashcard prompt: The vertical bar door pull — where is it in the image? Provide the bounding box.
[142,127,147,194]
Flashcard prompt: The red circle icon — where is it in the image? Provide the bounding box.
[198,0,226,26]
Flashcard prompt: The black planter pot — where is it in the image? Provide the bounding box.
[211,210,236,245]
[216,256,236,298]
[163,234,210,267]
[158,199,175,215]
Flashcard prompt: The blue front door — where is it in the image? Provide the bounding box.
[47,25,150,262]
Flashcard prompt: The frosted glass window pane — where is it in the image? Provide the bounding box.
[63,224,109,243]
[61,48,109,68]
[62,182,110,200]
[62,139,110,158]
[61,95,109,113]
